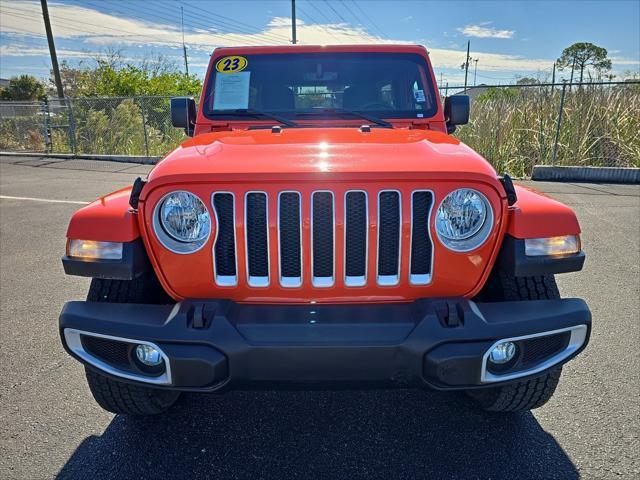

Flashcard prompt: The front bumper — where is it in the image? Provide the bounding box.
[59,298,591,391]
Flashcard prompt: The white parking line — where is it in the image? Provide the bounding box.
[0,195,88,205]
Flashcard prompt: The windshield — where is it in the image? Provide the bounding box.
[204,52,437,121]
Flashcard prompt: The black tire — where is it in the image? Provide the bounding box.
[86,271,172,304]
[85,367,180,416]
[476,271,560,302]
[467,368,562,412]
[468,272,562,412]
[84,274,179,415]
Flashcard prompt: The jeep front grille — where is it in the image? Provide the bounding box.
[211,188,434,288]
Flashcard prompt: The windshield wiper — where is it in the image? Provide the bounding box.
[211,109,299,128]
[302,108,393,128]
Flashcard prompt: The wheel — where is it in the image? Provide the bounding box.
[85,367,180,416]
[468,272,563,412]
[83,273,179,415]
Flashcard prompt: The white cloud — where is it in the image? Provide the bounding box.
[457,23,515,39]
[0,44,95,58]
[1,0,635,80]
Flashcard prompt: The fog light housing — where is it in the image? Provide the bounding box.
[489,341,517,365]
[135,344,163,367]
[525,235,580,257]
[67,239,123,260]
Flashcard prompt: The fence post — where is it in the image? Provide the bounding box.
[65,97,77,154]
[41,99,51,153]
[551,81,567,165]
[140,96,150,158]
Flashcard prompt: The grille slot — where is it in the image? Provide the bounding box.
[245,192,269,287]
[212,192,237,286]
[377,190,401,285]
[312,191,335,287]
[410,190,434,285]
[278,192,302,287]
[210,188,434,290]
[344,191,368,286]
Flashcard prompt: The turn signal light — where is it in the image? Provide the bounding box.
[524,235,580,257]
[67,239,123,260]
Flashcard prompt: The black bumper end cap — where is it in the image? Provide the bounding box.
[498,235,586,277]
[62,238,149,280]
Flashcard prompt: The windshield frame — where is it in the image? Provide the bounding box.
[202,51,438,122]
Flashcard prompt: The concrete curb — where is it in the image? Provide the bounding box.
[531,165,640,184]
[0,152,160,165]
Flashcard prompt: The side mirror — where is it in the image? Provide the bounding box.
[444,95,470,134]
[170,97,196,136]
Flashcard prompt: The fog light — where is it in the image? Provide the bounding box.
[135,344,163,366]
[489,341,517,364]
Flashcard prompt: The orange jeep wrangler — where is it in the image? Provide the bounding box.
[60,45,590,416]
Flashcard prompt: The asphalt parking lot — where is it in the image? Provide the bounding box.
[1,155,638,479]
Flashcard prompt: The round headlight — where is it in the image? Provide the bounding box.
[153,191,211,253]
[435,189,493,252]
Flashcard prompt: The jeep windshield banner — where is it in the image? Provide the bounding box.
[205,52,437,120]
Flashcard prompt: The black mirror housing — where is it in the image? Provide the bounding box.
[444,95,470,134]
[170,97,197,136]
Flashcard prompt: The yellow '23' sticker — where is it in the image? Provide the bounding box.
[215,56,248,73]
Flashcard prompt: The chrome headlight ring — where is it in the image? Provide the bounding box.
[152,190,211,254]
[435,188,494,252]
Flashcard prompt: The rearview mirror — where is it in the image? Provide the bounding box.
[444,95,470,134]
[170,97,196,136]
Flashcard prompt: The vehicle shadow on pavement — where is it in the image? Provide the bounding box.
[56,388,578,480]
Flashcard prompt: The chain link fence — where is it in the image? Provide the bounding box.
[1,82,638,176]
[0,96,190,160]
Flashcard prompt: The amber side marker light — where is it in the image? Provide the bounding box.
[524,235,581,257]
[67,239,123,260]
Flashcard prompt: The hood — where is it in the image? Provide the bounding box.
[146,128,500,188]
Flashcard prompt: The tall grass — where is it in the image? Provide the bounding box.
[1,87,638,175]
[455,84,640,177]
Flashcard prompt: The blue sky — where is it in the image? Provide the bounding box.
[1,0,638,86]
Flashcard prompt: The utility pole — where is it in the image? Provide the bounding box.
[462,40,470,90]
[291,0,297,44]
[551,62,556,85]
[41,0,64,98]
[473,58,479,86]
[181,6,189,75]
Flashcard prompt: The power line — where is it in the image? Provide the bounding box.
[112,0,284,45]
[1,9,188,49]
[338,0,365,27]
[297,2,342,42]
[306,0,338,25]
[81,0,288,46]
[322,0,350,25]
[174,0,290,42]
[351,0,388,38]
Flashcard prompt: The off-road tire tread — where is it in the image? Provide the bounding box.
[85,368,179,415]
[469,368,562,412]
[497,272,560,301]
[86,272,170,304]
